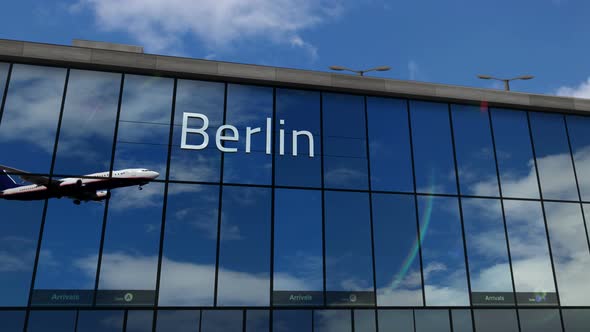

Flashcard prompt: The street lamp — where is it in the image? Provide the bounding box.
[477,74,534,91]
[329,65,391,76]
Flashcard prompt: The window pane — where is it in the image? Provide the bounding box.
[473,310,518,332]
[113,74,172,177]
[410,101,457,194]
[565,115,590,201]
[201,310,242,332]
[462,198,514,305]
[545,202,590,305]
[273,189,323,306]
[418,196,469,306]
[415,310,450,332]
[126,310,153,332]
[223,84,273,185]
[367,97,413,192]
[529,112,578,200]
[169,80,224,182]
[519,309,562,332]
[0,200,43,306]
[273,310,311,332]
[275,89,321,187]
[246,310,269,332]
[53,70,120,176]
[27,310,76,332]
[155,310,200,332]
[503,200,556,305]
[451,310,473,332]
[97,184,164,306]
[76,311,123,332]
[0,310,25,332]
[0,64,65,173]
[452,105,499,196]
[159,184,219,306]
[562,309,590,332]
[373,193,422,306]
[354,310,376,332]
[490,108,539,199]
[217,186,271,306]
[323,93,368,190]
[314,310,351,332]
[324,191,374,306]
[33,200,105,306]
[378,310,413,332]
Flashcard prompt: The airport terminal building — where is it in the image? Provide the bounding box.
[0,39,590,331]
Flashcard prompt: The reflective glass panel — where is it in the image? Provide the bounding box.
[155,310,200,332]
[314,310,351,332]
[76,310,124,332]
[545,202,590,305]
[519,309,562,332]
[275,89,321,188]
[169,80,224,182]
[223,84,273,185]
[462,198,514,304]
[113,74,172,177]
[0,64,65,173]
[0,310,25,332]
[418,196,469,306]
[323,93,368,190]
[410,101,457,194]
[473,309,518,332]
[27,310,76,332]
[373,193,422,306]
[451,104,499,196]
[415,310,450,332]
[367,97,413,192]
[529,112,578,200]
[273,310,311,332]
[490,108,539,199]
[565,115,590,201]
[503,200,555,304]
[354,310,376,332]
[97,183,164,306]
[378,310,413,332]
[273,189,323,305]
[246,310,269,332]
[53,70,121,176]
[562,309,590,332]
[324,191,374,306]
[0,62,8,95]
[0,200,43,306]
[451,309,473,332]
[126,310,153,332]
[201,310,242,332]
[159,184,219,306]
[217,186,271,306]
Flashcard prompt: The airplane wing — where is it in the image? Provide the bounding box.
[0,165,61,187]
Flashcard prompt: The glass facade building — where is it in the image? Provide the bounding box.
[0,41,590,331]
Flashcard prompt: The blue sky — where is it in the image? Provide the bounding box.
[1,0,589,97]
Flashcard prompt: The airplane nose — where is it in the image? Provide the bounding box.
[152,171,160,179]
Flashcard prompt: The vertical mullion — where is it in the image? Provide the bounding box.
[525,111,565,332]
[487,108,521,331]
[319,93,327,307]
[93,73,125,305]
[23,68,70,332]
[406,99,426,308]
[152,78,178,331]
[0,62,13,125]
[122,309,128,332]
[269,88,276,331]
[351,309,355,332]
[213,83,229,306]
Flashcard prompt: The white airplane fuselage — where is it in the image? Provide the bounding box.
[0,168,159,202]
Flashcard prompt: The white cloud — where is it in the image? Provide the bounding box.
[72,0,343,57]
[556,77,590,99]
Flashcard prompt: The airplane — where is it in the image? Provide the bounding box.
[0,165,159,205]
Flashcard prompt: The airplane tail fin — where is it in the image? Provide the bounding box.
[0,170,18,191]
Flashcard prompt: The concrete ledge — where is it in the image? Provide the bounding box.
[530,95,575,111]
[90,49,156,69]
[73,39,143,53]
[332,74,386,92]
[384,80,437,98]
[24,43,91,63]
[0,40,23,57]
[276,68,332,87]
[156,55,218,75]
[218,63,276,81]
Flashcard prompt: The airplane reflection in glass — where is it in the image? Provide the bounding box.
[0,165,159,205]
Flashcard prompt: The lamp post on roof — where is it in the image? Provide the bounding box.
[477,74,535,91]
[329,65,391,76]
